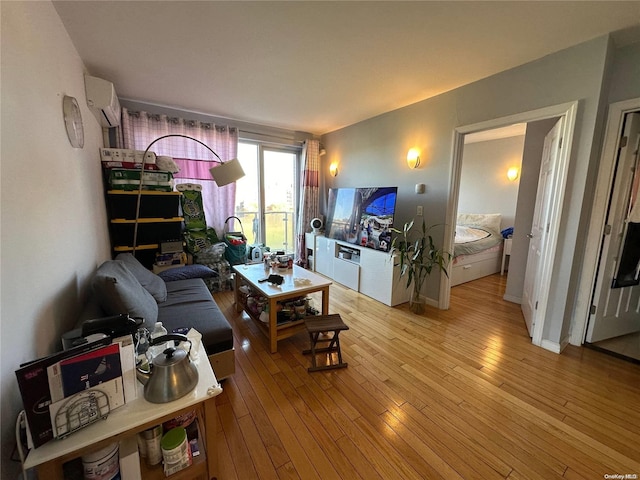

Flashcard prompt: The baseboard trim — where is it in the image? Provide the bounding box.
[503,294,522,304]
[425,297,439,308]
[540,339,561,354]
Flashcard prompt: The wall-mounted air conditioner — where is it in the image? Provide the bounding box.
[84,75,121,128]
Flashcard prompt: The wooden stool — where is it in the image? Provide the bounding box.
[303,314,349,372]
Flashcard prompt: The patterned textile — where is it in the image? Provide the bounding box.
[295,139,320,266]
[121,108,238,235]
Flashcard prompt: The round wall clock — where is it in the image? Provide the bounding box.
[63,95,84,148]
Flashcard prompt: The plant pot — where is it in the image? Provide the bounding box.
[409,292,425,314]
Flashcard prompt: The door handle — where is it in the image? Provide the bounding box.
[527,233,534,238]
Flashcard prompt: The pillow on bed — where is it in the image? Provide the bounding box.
[456,213,501,233]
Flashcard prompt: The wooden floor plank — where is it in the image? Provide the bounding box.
[213,274,640,479]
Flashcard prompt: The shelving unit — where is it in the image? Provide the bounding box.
[106,190,183,268]
[333,244,360,291]
[236,282,308,343]
[232,264,331,353]
[23,342,220,480]
[306,234,410,307]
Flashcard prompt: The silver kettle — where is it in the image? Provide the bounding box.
[136,333,199,403]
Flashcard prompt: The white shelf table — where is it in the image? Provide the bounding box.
[23,342,221,480]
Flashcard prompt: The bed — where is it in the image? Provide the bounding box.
[450,213,506,286]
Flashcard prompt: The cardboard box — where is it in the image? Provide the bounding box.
[109,169,174,192]
[47,343,122,402]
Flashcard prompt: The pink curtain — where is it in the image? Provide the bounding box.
[121,109,238,236]
[295,139,320,266]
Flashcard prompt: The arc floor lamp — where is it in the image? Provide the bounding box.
[132,133,245,255]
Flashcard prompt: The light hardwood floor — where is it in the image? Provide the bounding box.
[592,331,640,362]
[212,274,640,480]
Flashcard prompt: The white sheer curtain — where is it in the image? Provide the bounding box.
[121,108,238,236]
[295,139,320,266]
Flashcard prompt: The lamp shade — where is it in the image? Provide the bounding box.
[407,148,420,169]
[132,133,245,253]
[209,157,245,186]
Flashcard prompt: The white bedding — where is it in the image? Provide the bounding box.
[454,213,503,257]
[455,225,491,244]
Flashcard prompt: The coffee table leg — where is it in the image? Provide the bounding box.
[269,298,278,353]
[321,286,330,315]
[234,273,243,312]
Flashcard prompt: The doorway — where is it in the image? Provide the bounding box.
[442,102,578,352]
[450,124,526,292]
[450,118,562,337]
[578,101,640,362]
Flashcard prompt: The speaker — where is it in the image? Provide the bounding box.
[310,217,323,234]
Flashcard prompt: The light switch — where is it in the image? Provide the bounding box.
[417,205,423,216]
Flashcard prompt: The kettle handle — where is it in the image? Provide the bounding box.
[150,333,192,355]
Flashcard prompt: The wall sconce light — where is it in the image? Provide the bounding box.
[507,167,519,181]
[329,163,339,177]
[407,148,421,169]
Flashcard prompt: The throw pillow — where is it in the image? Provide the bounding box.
[92,260,158,329]
[157,264,217,282]
[116,253,167,302]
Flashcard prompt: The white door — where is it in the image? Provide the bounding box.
[586,112,640,343]
[522,119,563,336]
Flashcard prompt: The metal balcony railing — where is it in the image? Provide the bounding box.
[234,210,295,253]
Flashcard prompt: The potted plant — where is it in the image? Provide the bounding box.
[391,218,452,314]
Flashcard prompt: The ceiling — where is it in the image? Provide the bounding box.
[53,1,640,136]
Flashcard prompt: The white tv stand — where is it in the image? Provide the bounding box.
[305,233,409,307]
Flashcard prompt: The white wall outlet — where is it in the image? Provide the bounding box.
[417,205,423,216]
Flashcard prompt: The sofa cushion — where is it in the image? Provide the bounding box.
[157,264,216,282]
[116,253,167,302]
[158,279,233,354]
[92,260,158,329]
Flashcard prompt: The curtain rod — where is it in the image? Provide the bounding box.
[125,109,303,145]
[122,101,307,145]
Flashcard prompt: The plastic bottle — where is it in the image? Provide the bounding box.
[148,322,169,361]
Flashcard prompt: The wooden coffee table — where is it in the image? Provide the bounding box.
[233,263,332,353]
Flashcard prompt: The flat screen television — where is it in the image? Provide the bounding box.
[325,186,397,252]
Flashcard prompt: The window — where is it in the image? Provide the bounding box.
[235,141,299,254]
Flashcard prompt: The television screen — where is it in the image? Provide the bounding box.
[325,187,397,252]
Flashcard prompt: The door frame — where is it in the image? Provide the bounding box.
[571,97,640,345]
[441,101,578,351]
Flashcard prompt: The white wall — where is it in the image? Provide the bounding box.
[322,35,612,349]
[458,135,525,230]
[1,3,111,477]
